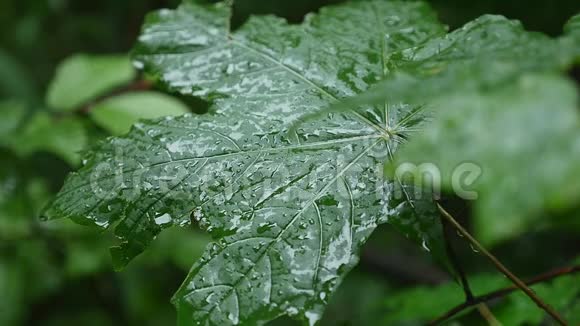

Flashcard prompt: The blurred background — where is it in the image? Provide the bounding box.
[1,0,579,325]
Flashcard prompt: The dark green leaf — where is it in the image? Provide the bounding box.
[46,1,450,324]
[394,75,580,244]
[323,15,580,245]
[318,15,574,114]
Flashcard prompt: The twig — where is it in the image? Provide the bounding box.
[440,212,500,325]
[440,214,474,301]
[429,264,580,325]
[475,303,502,326]
[435,203,568,325]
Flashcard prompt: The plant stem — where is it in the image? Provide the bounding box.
[476,303,502,326]
[435,203,568,326]
[440,213,500,324]
[440,214,474,301]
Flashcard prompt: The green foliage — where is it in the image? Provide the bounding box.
[12,112,88,166]
[0,100,28,140]
[0,102,87,165]
[45,2,453,324]
[0,45,204,326]
[90,91,190,135]
[46,54,136,112]
[0,49,35,99]
[325,14,576,108]
[385,274,506,323]
[394,75,580,245]
[385,268,580,325]
[2,0,580,325]
[326,13,580,245]
[0,154,50,239]
[563,14,580,49]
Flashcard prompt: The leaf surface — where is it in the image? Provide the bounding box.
[396,75,580,244]
[322,15,575,112]
[325,15,580,244]
[46,1,450,324]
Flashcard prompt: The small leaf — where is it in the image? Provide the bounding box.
[90,91,190,135]
[46,54,136,112]
[10,112,88,166]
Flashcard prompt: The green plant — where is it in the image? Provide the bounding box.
[30,0,580,325]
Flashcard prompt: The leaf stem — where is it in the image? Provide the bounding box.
[435,203,568,326]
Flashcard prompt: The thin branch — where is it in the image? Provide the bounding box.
[440,213,500,325]
[429,264,580,325]
[435,203,568,326]
[440,214,474,301]
[475,303,502,326]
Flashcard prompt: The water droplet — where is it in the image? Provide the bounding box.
[257,222,275,234]
[469,244,480,253]
[421,239,431,252]
[155,213,172,225]
[225,63,234,75]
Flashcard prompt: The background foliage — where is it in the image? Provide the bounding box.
[1,0,579,325]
